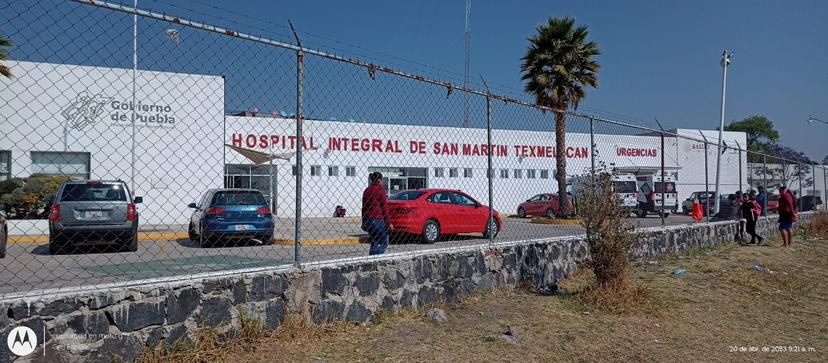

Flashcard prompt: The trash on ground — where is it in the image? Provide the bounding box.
[671,268,688,276]
[752,263,763,271]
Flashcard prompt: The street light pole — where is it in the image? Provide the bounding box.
[807,115,828,126]
[713,50,732,214]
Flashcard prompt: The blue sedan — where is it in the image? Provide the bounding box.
[188,189,274,247]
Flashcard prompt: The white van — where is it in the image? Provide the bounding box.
[568,173,639,215]
[634,175,678,218]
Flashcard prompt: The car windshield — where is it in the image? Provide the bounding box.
[768,195,780,201]
[60,183,127,202]
[612,181,637,193]
[390,191,425,201]
[212,191,266,205]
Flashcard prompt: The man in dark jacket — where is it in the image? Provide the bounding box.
[741,191,763,245]
[362,172,390,255]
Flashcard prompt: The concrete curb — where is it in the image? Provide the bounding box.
[530,218,583,225]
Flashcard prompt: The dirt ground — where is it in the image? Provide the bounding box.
[144,229,828,363]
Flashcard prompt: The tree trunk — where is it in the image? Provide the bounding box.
[555,111,569,217]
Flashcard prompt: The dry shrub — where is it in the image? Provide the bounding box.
[577,280,655,314]
[577,166,638,289]
[803,211,828,237]
[136,312,331,363]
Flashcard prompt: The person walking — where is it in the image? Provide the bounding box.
[756,186,767,216]
[362,172,390,255]
[741,191,763,245]
[777,185,797,247]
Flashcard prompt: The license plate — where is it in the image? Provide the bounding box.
[85,211,104,220]
[234,224,252,231]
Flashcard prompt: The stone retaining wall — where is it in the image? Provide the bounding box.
[0,213,816,362]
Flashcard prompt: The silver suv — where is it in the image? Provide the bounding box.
[49,180,142,254]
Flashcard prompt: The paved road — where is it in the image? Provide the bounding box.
[0,215,696,297]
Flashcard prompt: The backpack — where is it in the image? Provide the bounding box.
[751,201,761,218]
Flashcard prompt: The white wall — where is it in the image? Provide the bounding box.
[0,61,225,225]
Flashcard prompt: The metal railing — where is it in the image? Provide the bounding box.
[0,0,824,299]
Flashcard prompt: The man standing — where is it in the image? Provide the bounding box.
[756,186,767,216]
[777,185,797,247]
[362,172,390,255]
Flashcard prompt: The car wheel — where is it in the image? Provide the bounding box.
[199,230,213,248]
[188,222,197,241]
[0,226,6,258]
[517,208,526,218]
[49,231,66,255]
[122,231,138,252]
[545,208,555,219]
[421,220,440,244]
[482,218,499,239]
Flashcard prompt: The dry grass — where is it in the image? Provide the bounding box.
[139,220,828,363]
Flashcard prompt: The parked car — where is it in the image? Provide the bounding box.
[188,189,274,247]
[387,189,502,244]
[682,191,717,216]
[0,205,7,258]
[800,195,823,212]
[517,193,572,219]
[767,194,779,213]
[48,180,142,255]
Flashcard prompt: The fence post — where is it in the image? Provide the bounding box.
[589,117,596,180]
[736,140,743,193]
[699,131,710,222]
[824,167,827,210]
[813,165,817,210]
[762,154,767,215]
[290,22,304,267]
[798,168,803,211]
[480,76,495,246]
[655,120,665,227]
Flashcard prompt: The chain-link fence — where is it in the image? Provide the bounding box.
[0,0,825,299]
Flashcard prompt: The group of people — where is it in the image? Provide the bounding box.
[705,185,798,247]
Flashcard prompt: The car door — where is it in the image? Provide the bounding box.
[194,191,212,235]
[526,194,543,215]
[426,192,455,233]
[450,192,484,232]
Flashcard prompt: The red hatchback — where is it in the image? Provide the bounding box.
[387,189,502,244]
[517,193,572,218]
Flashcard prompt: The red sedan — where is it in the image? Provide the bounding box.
[387,189,502,244]
[517,193,573,218]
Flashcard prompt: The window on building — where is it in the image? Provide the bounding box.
[434,168,444,178]
[527,169,536,179]
[500,169,509,179]
[30,151,90,179]
[328,166,339,177]
[224,164,277,209]
[0,150,10,181]
[464,168,473,178]
[514,169,523,179]
[346,166,356,177]
[310,165,322,176]
[540,169,549,179]
[449,168,458,178]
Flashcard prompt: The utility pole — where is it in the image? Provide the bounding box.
[463,0,471,128]
[713,50,733,214]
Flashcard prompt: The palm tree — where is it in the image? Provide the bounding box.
[521,17,600,217]
[0,29,12,79]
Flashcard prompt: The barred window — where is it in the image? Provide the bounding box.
[463,168,473,178]
[500,169,509,179]
[449,168,458,178]
[328,166,339,177]
[434,168,444,177]
[310,165,321,176]
[30,151,90,179]
[346,166,356,177]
